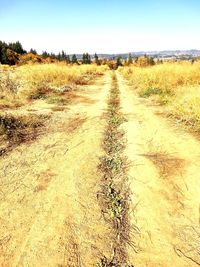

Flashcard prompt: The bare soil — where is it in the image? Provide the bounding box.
[0,73,112,267]
[0,71,199,267]
[118,73,200,267]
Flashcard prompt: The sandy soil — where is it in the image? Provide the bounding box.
[0,73,112,267]
[118,73,200,267]
[0,71,199,267]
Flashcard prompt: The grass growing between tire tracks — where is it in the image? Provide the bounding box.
[98,72,133,267]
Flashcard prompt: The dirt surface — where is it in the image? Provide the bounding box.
[0,71,199,267]
[0,73,112,267]
[118,73,200,267]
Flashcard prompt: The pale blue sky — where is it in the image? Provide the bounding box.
[0,0,200,53]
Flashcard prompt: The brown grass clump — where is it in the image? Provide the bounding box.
[0,113,48,155]
[61,115,87,133]
[142,152,184,178]
[51,106,66,112]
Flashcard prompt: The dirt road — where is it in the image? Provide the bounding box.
[0,73,113,267]
[0,71,199,267]
[118,73,200,267]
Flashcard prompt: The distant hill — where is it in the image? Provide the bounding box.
[72,50,200,60]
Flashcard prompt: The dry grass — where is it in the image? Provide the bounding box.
[0,113,48,155]
[98,72,133,267]
[141,152,184,178]
[0,63,107,108]
[120,61,200,96]
[62,115,87,133]
[98,256,133,267]
[119,61,200,132]
[167,85,200,132]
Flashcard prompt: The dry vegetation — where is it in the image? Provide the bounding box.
[0,63,107,108]
[98,73,132,267]
[0,113,48,155]
[119,61,200,132]
[0,58,199,266]
[0,63,107,155]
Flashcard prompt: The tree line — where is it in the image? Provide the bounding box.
[0,40,26,64]
[0,40,158,67]
[0,40,101,65]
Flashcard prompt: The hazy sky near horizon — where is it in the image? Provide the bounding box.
[0,0,200,53]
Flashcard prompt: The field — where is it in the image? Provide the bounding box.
[0,62,200,267]
[119,61,200,131]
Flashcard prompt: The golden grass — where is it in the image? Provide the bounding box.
[168,85,200,131]
[0,63,108,107]
[119,61,200,132]
[120,61,200,95]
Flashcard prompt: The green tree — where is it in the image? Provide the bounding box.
[72,54,78,64]
[42,51,49,58]
[61,50,66,60]
[0,41,3,63]
[148,57,155,66]
[86,53,91,64]
[94,53,100,65]
[116,57,122,68]
[50,52,56,59]
[30,48,37,55]
[57,52,61,61]
[1,47,9,64]
[9,41,26,54]
[66,55,71,63]
[82,53,86,63]
[127,53,133,65]
[0,40,26,64]
[82,53,91,64]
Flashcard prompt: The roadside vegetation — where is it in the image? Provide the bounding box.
[98,73,133,267]
[0,113,48,155]
[119,61,200,132]
[0,62,107,155]
[0,64,107,108]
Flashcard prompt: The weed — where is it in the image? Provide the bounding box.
[98,256,133,267]
[0,113,48,155]
[98,72,132,266]
[99,156,124,179]
[0,71,19,93]
[139,87,162,98]
[28,85,52,99]
[106,184,125,221]
[103,127,125,155]
[46,96,70,105]
[108,115,124,127]
[51,106,66,112]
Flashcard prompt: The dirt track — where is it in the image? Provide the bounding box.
[0,71,199,267]
[118,73,200,267]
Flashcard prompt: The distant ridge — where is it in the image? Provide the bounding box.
[71,50,200,59]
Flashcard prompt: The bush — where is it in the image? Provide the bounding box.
[139,87,162,98]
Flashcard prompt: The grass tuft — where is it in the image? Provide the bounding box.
[0,113,48,155]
